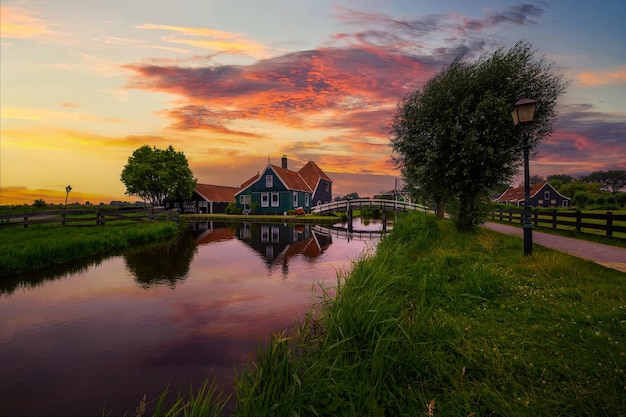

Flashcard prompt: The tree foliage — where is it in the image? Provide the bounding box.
[390,41,568,231]
[120,145,197,207]
[580,170,626,193]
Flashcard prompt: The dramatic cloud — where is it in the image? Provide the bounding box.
[578,67,626,87]
[0,6,52,39]
[535,104,626,176]
[136,23,271,58]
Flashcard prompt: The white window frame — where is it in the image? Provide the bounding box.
[261,192,269,207]
[544,191,550,200]
[271,192,280,207]
[304,193,309,206]
[293,192,298,207]
[261,226,269,242]
[266,175,273,188]
[271,226,280,242]
[239,195,245,205]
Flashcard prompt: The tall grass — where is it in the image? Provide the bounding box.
[0,222,179,277]
[232,211,625,416]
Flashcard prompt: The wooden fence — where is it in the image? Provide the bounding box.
[491,208,626,239]
[0,208,178,228]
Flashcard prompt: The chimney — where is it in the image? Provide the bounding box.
[281,155,288,170]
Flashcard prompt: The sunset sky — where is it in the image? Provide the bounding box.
[1,0,625,205]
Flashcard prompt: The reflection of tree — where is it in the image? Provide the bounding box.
[0,255,107,295]
[124,232,197,289]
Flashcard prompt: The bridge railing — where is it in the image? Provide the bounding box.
[311,199,427,215]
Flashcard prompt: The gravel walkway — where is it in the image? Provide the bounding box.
[483,222,626,273]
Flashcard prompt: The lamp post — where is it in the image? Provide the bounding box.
[511,93,537,256]
[65,185,72,209]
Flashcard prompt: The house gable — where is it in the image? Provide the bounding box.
[495,183,570,207]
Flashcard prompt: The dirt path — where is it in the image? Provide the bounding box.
[483,222,626,273]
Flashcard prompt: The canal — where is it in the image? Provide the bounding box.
[0,219,385,416]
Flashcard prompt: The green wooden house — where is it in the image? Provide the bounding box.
[235,156,322,214]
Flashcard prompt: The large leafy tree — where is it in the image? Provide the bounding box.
[580,170,626,193]
[390,41,567,231]
[120,145,197,206]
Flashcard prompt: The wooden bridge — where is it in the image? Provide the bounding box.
[311,198,427,215]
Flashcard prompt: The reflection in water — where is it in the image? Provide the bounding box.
[124,233,197,289]
[0,220,381,417]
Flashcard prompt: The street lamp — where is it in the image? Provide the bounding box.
[511,93,537,256]
[65,185,72,209]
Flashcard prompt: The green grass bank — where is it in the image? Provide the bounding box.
[0,222,179,277]
[228,211,625,416]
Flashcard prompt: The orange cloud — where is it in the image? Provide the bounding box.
[578,67,626,86]
[0,6,52,39]
[0,186,127,206]
[136,23,270,58]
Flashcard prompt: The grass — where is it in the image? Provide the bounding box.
[230,211,625,416]
[0,221,180,277]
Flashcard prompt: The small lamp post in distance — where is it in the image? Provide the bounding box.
[65,185,72,209]
[510,93,537,256]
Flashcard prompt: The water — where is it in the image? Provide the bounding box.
[0,219,385,416]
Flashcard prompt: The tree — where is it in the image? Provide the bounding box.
[120,145,197,207]
[581,170,626,193]
[32,199,47,209]
[547,174,574,185]
[390,41,568,231]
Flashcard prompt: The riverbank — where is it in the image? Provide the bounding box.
[227,211,625,416]
[0,222,180,277]
[181,213,340,224]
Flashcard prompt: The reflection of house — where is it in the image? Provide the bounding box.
[172,184,240,214]
[235,156,332,214]
[236,223,332,271]
[494,183,570,208]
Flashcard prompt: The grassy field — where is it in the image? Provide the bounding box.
[226,212,625,416]
[0,221,180,277]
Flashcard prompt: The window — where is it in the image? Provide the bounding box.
[324,182,329,192]
[266,175,273,188]
[304,193,309,206]
[271,192,279,207]
[293,192,298,207]
[271,226,280,242]
[239,195,246,204]
[544,191,550,200]
[563,200,569,208]
[261,226,269,242]
[261,193,269,207]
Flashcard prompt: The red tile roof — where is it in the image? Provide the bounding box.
[495,183,548,203]
[298,161,332,191]
[271,165,312,192]
[195,184,239,202]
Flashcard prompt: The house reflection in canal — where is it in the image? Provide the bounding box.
[192,222,333,278]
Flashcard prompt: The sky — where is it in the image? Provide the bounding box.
[1,0,625,205]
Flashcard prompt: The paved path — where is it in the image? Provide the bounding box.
[483,222,626,273]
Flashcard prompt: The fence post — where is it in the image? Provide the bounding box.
[23,213,28,228]
[533,209,538,226]
[499,209,503,221]
[576,210,582,232]
[96,208,100,225]
[62,211,66,226]
[552,210,557,229]
[606,211,613,237]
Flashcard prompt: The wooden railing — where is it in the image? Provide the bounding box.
[0,208,178,228]
[312,199,427,215]
[490,208,626,239]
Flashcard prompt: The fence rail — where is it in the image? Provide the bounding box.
[312,198,427,215]
[0,208,178,228]
[491,208,626,239]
